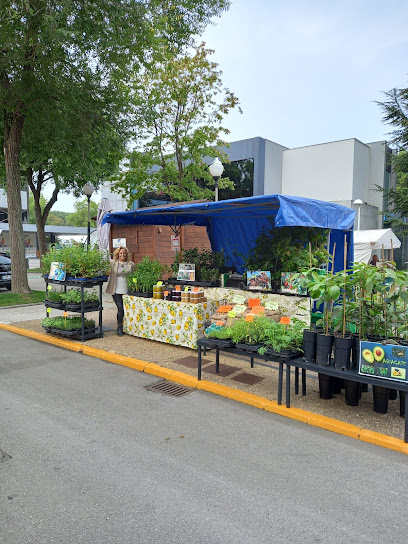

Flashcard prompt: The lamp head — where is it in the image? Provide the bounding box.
[353,199,363,206]
[83,183,95,198]
[209,157,224,178]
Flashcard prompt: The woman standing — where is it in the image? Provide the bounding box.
[106,246,135,336]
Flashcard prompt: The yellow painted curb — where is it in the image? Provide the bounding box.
[80,346,147,372]
[0,324,83,352]
[358,429,408,455]
[1,323,407,456]
[196,380,231,398]
[263,402,310,423]
[144,362,174,380]
[168,370,199,388]
[308,414,361,440]
[227,389,268,410]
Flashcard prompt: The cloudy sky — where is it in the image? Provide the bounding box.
[202,0,408,148]
[55,0,408,211]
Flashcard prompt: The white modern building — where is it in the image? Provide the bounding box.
[102,136,395,232]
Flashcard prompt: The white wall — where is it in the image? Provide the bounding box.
[282,139,356,200]
[0,189,7,208]
[263,139,286,194]
[0,188,28,212]
[352,140,370,203]
[366,141,387,212]
[100,183,128,212]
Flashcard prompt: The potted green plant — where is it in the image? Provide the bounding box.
[243,224,330,292]
[41,244,110,281]
[127,256,170,297]
[42,316,96,336]
[45,288,64,309]
[171,247,225,285]
[60,288,99,311]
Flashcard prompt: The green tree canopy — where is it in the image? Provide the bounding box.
[377,85,408,236]
[66,199,98,228]
[1,0,231,292]
[113,42,241,206]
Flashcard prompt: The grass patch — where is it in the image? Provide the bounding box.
[27,268,43,274]
[0,290,45,307]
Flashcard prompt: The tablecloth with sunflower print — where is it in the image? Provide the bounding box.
[123,296,221,349]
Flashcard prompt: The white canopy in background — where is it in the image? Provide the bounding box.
[353,228,401,264]
[96,198,113,250]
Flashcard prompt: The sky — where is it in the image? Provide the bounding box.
[51,0,408,212]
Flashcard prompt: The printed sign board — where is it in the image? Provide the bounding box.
[49,262,66,281]
[112,238,126,248]
[171,235,180,251]
[246,270,271,291]
[359,340,408,383]
[280,272,307,295]
[177,263,195,281]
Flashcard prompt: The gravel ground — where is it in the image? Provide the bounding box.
[11,304,406,442]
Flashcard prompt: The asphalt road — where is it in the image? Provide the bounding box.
[1,330,407,544]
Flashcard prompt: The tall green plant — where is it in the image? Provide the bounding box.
[244,223,329,284]
[127,257,170,293]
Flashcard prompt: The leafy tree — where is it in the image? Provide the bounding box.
[113,42,241,206]
[66,199,98,228]
[377,87,408,149]
[376,86,408,235]
[1,0,231,292]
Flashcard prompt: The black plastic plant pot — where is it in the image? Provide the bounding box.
[373,385,389,414]
[344,380,360,406]
[303,329,317,363]
[318,374,333,399]
[315,333,334,366]
[331,377,342,394]
[351,336,360,370]
[389,389,398,400]
[334,336,353,370]
[400,391,406,418]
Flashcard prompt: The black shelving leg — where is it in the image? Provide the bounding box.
[286,364,291,408]
[295,367,299,395]
[278,362,283,405]
[405,393,408,443]
[198,345,202,380]
[215,349,220,373]
[302,369,306,395]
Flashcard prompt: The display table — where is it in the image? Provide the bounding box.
[123,296,220,349]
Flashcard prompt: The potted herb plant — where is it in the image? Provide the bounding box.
[127,256,170,297]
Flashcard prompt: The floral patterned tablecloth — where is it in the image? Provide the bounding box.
[123,296,220,349]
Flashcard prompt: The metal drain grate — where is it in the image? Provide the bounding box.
[145,380,194,397]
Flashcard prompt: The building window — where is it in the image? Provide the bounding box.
[220,158,254,200]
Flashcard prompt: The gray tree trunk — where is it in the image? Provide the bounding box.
[4,111,31,293]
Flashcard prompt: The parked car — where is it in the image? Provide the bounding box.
[0,254,11,290]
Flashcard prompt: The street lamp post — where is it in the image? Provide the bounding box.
[83,183,95,248]
[353,199,363,231]
[209,158,224,202]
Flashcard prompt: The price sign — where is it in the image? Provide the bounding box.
[233,304,246,315]
[265,301,279,311]
[232,294,246,304]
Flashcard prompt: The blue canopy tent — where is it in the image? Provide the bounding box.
[102,194,356,273]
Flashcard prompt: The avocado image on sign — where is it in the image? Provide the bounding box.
[373,346,385,362]
[362,349,374,364]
